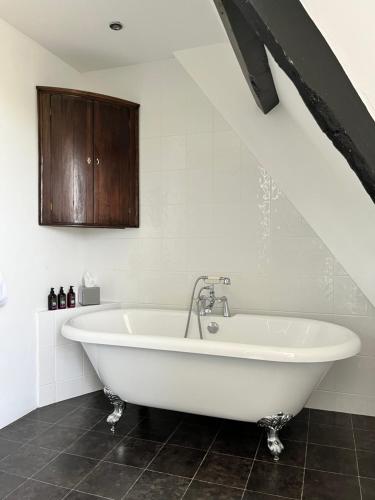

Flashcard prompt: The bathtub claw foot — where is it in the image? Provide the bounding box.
[258,412,293,461]
[104,387,125,433]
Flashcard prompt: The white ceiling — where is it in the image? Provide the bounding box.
[0,0,225,72]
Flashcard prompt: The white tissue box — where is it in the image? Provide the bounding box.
[78,286,100,306]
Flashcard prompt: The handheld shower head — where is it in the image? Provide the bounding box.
[204,276,231,285]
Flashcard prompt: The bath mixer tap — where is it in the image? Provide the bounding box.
[197,286,231,317]
[184,275,231,339]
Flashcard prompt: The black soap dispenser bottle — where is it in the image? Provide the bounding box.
[58,286,67,309]
[48,288,57,310]
[67,286,76,308]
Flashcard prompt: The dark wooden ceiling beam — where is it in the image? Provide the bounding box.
[228,0,375,202]
[214,0,279,114]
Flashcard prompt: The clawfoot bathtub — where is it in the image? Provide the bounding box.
[62,308,360,460]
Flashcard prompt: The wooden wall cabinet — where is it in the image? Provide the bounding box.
[37,87,139,228]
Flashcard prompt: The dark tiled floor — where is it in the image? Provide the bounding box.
[0,392,374,499]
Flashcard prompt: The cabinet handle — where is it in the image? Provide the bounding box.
[96,158,100,166]
[87,157,92,165]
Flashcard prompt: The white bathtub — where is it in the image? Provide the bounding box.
[62,308,360,420]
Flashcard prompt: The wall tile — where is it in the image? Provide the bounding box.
[213,131,241,172]
[37,311,55,348]
[269,275,334,313]
[270,237,334,277]
[140,137,161,172]
[334,276,370,315]
[318,356,375,397]
[162,170,188,205]
[56,344,83,382]
[213,109,231,132]
[38,384,56,407]
[56,379,83,402]
[161,135,186,171]
[271,193,315,237]
[38,344,55,386]
[140,171,163,206]
[186,133,212,170]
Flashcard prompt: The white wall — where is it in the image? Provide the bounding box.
[2,14,375,427]
[80,58,375,416]
[0,19,89,427]
[301,0,375,118]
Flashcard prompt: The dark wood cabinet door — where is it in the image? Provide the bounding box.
[50,94,93,224]
[38,87,139,228]
[93,100,130,227]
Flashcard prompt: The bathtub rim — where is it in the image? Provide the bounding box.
[61,308,361,364]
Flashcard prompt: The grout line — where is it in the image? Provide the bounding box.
[300,408,310,500]
[2,393,136,500]
[180,423,223,499]
[120,419,186,499]
[240,431,262,500]
[66,416,148,499]
[351,413,363,500]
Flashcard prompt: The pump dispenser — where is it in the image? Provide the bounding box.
[48,288,57,310]
[67,286,76,308]
[58,287,66,309]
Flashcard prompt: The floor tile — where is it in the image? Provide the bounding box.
[294,409,310,423]
[0,438,20,460]
[143,408,183,424]
[6,479,67,499]
[184,480,243,499]
[28,425,86,451]
[169,422,217,450]
[106,437,162,468]
[308,423,354,449]
[196,452,251,488]
[352,414,375,431]
[212,424,260,458]
[0,443,58,477]
[354,428,375,452]
[76,461,142,499]
[360,477,375,500]
[0,471,25,498]
[243,492,289,499]
[125,470,189,499]
[129,418,179,442]
[27,402,76,424]
[357,449,375,479]
[309,409,351,428]
[256,438,305,467]
[57,407,107,430]
[0,417,51,442]
[281,420,308,442]
[35,452,97,488]
[77,391,111,411]
[149,444,205,478]
[303,469,361,500]
[65,491,105,500]
[306,443,357,475]
[66,430,121,460]
[247,461,303,499]
[91,414,142,436]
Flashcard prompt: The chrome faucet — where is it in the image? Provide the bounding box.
[184,276,231,340]
[197,284,231,317]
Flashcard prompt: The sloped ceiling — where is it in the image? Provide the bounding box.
[175,42,375,307]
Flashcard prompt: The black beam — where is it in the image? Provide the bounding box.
[214,0,279,114]
[230,0,375,202]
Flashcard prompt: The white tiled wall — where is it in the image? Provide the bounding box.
[36,303,119,406]
[67,59,375,416]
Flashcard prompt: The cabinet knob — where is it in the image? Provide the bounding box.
[96,158,100,166]
[87,157,92,165]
